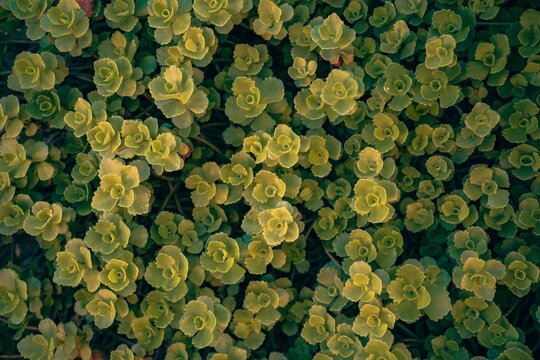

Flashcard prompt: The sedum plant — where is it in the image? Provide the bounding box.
[353,300,395,338]
[93,57,142,98]
[200,232,245,284]
[39,0,92,55]
[91,158,151,215]
[0,269,28,324]
[53,239,98,291]
[85,289,128,329]
[104,0,142,32]
[342,260,382,302]
[179,296,231,349]
[351,177,399,223]
[0,0,539,359]
[193,0,252,35]
[301,304,336,345]
[252,0,292,41]
[8,51,67,91]
[225,75,285,131]
[147,0,191,45]
[453,252,506,301]
[144,244,189,301]
[149,64,209,129]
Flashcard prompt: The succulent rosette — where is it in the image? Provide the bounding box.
[39,0,92,55]
[144,245,189,301]
[179,296,230,349]
[149,64,209,129]
[91,158,151,215]
[0,269,28,324]
[147,0,191,45]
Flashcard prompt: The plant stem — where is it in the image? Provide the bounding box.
[67,65,94,71]
[134,102,156,119]
[504,297,519,317]
[168,181,184,216]
[400,338,423,343]
[476,22,514,26]
[304,220,315,240]
[158,180,181,212]
[238,23,251,31]
[201,122,226,129]
[71,74,94,84]
[1,318,39,331]
[191,135,228,160]
[158,175,176,181]
[0,40,33,45]
[323,246,341,268]
[395,322,418,339]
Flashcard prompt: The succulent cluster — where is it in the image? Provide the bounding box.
[0,0,540,359]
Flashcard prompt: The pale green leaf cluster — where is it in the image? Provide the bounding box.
[0,0,539,359]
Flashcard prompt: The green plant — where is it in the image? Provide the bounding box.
[0,0,539,358]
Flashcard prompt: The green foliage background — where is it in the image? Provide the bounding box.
[0,0,540,359]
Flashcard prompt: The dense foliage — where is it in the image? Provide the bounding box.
[0,0,539,358]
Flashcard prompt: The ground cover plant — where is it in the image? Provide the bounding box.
[0,0,539,358]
